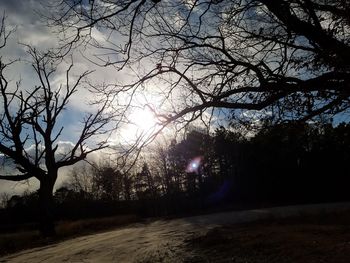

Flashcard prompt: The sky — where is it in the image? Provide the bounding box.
[2,0,348,197]
[0,0,202,196]
[0,0,127,195]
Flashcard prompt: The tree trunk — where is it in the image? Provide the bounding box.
[38,175,56,237]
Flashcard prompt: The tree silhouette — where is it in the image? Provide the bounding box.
[52,0,350,128]
[135,162,159,199]
[68,165,96,199]
[92,163,124,201]
[0,20,112,236]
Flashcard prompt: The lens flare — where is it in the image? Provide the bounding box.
[186,157,202,173]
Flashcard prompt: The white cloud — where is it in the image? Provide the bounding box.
[0,139,109,196]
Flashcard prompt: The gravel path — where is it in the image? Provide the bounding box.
[1,202,349,262]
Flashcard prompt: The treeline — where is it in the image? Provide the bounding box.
[2,122,350,223]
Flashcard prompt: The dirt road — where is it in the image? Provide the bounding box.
[1,202,349,262]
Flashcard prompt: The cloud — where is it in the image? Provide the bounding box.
[0,139,108,196]
[1,0,58,50]
[0,0,162,196]
[0,153,40,195]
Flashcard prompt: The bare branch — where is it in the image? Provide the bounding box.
[0,173,34,182]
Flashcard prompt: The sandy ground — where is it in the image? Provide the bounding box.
[1,202,349,263]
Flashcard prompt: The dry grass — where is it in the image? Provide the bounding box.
[2,210,350,262]
[0,214,139,256]
[186,210,350,263]
[0,231,41,256]
[55,214,139,238]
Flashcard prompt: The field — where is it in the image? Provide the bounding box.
[1,204,350,262]
[186,211,350,263]
[0,214,139,256]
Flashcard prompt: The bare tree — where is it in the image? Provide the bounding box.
[152,143,172,195]
[0,20,112,235]
[50,0,350,131]
[0,192,10,208]
[68,164,95,197]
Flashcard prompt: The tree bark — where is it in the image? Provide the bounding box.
[38,174,57,237]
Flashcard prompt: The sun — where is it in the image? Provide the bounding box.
[130,108,157,132]
[121,107,159,142]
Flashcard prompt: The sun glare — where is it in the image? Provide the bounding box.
[134,109,156,130]
[123,107,158,142]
